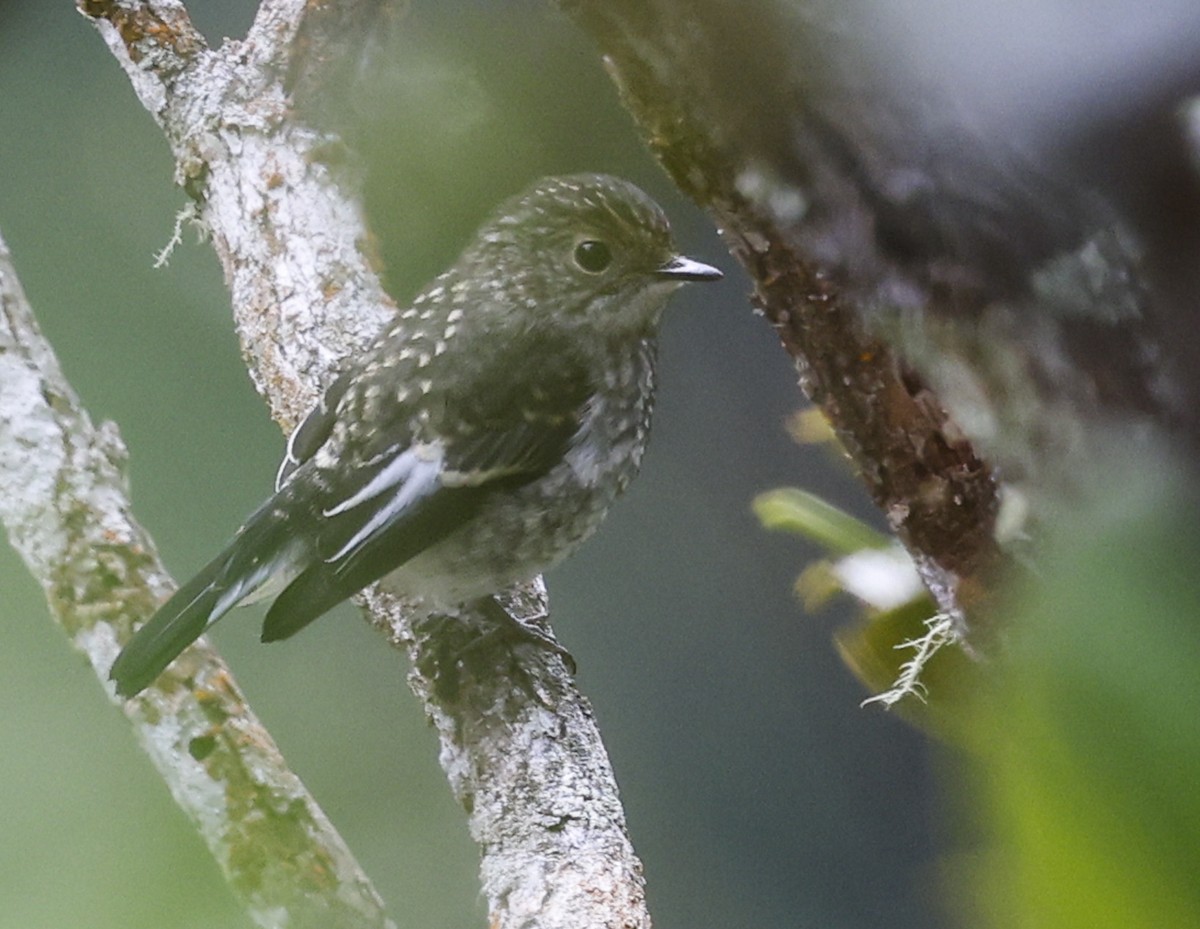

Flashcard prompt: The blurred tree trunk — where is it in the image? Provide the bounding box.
[560,0,1197,674]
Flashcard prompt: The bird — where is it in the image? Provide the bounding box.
[110,173,723,697]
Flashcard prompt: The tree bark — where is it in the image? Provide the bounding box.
[558,0,1182,662]
[0,228,393,929]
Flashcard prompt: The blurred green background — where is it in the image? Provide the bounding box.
[0,4,936,928]
[8,4,1197,929]
[952,464,1200,929]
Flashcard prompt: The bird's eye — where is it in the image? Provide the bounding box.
[573,239,613,274]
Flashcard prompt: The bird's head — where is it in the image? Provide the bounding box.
[456,174,722,343]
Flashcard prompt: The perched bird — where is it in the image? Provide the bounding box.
[110,174,722,697]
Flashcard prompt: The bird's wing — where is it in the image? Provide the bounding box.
[260,348,593,641]
[275,372,352,491]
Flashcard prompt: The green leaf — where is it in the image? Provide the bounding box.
[753,488,889,555]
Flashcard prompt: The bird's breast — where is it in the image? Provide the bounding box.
[567,340,657,489]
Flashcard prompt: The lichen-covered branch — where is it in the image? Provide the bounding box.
[0,229,393,929]
[74,1,651,926]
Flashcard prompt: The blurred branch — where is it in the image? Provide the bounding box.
[75,1,650,927]
[559,0,1003,652]
[1186,95,1200,172]
[559,1,1183,685]
[0,229,392,929]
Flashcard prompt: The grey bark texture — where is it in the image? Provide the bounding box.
[0,229,393,929]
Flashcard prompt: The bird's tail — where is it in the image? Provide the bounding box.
[109,552,233,697]
[110,503,303,698]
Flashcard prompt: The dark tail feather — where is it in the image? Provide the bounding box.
[260,566,348,643]
[110,493,304,696]
[109,553,231,697]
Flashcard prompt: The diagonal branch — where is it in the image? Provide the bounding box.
[556,0,1004,671]
[0,230,393,929]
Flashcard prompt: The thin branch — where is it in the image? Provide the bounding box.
[74,1,651,926]
[0,229,393,929]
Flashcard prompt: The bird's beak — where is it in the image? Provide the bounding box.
[655,255,723,282]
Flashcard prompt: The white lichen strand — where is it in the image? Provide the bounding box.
[854,550,972,708]
[862,611,958,709]
[153,201,203,268]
